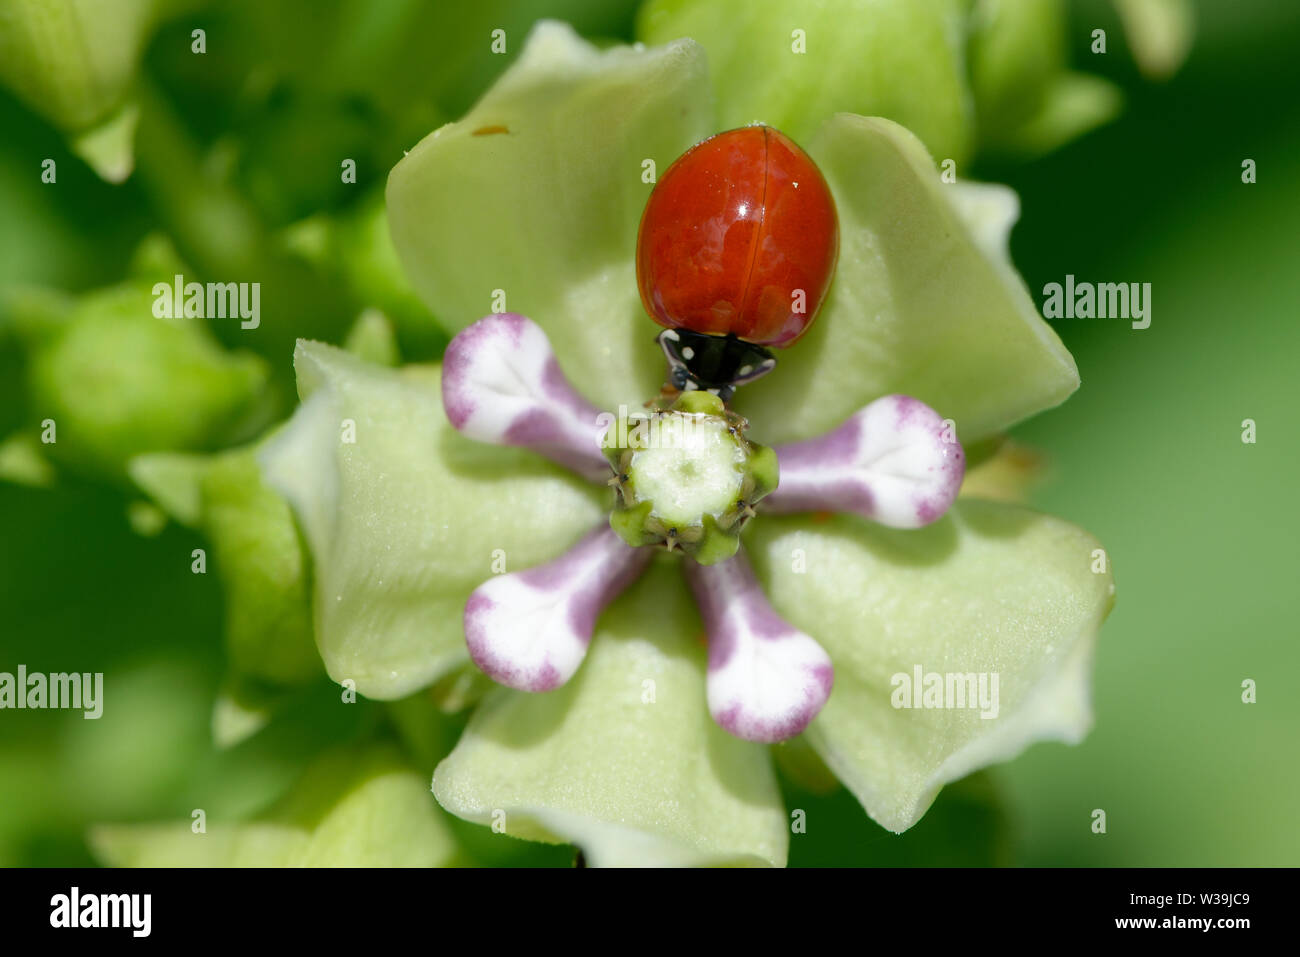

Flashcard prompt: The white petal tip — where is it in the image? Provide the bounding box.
[442,314,609,480]
[711,651,834,744]
[464,527,650,693]
[688,551,835,743]
[767,393,964,527]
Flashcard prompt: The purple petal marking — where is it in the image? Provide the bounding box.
[464,525,652,692]
[763,394,965,528]
[685,549,833,743]
[442,313,612,482]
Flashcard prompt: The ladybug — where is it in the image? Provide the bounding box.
[636,124,839,399]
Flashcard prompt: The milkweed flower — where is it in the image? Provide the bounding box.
[257,22,1113,867]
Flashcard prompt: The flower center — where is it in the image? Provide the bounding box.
[629,416,744,524]
[604,392,778,565]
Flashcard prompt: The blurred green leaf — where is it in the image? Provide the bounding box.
[59,660,212,822]
[91,745,459,866]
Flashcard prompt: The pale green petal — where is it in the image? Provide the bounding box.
[0,433,55,488]
[259,340,605,699]
[433,560,789,867]
[343,308,401,367]
[200,449,318,683]
[288,749,456,867]
[127,231,191,280]
[70,102,139,183]
[637,0,973,162]
[125,499,167,536]
[91,747,459,867]
[989,73,1123,158]
[211,688,275,750]
[1113,0,1195,80]
[92,820,307,867]
[128,451,208,527]
[736,115,1079,446]
[747,500,1114,833]
[386,20,712,414]
[957,439,1046,505]
[947,179,1020,262]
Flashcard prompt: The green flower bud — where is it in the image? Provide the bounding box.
[91,746,460,867]
[0,0,184,180]
[968,0,1122,157]
[14,280,272,478]
[638,0,974,163]
[342,308,401,368]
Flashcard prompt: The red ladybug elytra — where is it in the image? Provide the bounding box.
[636,124,839,398]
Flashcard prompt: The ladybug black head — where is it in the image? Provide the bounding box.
[656,329,776,402]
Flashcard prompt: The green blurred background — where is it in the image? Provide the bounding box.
[0,0,1296,866]
[997,0,1300,867]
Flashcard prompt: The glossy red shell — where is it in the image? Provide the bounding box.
[636,125,839,348]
